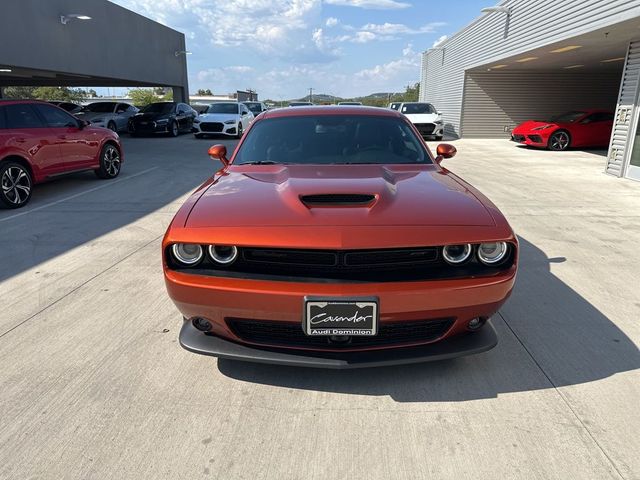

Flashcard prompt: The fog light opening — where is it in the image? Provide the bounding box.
[467,317,486,331]
[192,317,212,332]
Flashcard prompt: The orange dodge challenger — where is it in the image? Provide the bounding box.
[163,106,518,368]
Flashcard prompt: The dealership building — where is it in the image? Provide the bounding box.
[419,0,640,181]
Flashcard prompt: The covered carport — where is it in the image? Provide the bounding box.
[0,0,189,101]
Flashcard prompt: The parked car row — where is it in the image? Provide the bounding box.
[0,100,123,208]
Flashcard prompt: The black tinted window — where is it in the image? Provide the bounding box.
[206,103,238,114]
[34,104,78,128]
[0,107,6,129]
[235,115,430,165]
[5,104,45,129]
[401,103,435,114]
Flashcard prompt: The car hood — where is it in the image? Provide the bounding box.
[404,113,440,123]
[197,113,239,122]
[132,112,171,121]
[513,120,560,132]
[186,165,496,228]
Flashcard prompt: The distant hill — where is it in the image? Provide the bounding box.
[283,92,402,106]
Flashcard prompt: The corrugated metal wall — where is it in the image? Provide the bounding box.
[461,71,622,138]
[606,41,640,176]
[419,0,640,137]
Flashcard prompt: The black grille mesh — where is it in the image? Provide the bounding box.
[226,317,455,350]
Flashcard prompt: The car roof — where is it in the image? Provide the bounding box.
[262,105,403,120]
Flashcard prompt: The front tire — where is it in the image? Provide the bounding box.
[107,121,117,132]
[236,122,244,139]
[170,121,179,137]
[95,144,121,179]
[0,162,33,209]
[548,130,570,151]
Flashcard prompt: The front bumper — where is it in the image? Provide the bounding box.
[511,132,547,146]
[179,318,498,369]
[413,122,444,138]
[129,121,170,134]
[192,122,237,136]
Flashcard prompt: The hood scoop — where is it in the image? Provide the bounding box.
[300,194,376,207]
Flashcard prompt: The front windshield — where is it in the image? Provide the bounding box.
[141,103,175,114]
[206,103,239,114]
[234,115,431,165]
[550,111,587,123]
[401,103,435,114]
[244,103,262,114]
[84,102,116,113]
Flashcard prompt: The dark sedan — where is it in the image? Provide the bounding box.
[128,102,197,137]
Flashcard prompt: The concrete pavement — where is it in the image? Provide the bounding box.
[0,135,638,479]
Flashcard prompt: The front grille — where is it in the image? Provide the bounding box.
[414,123,435,135]
[168,245,516,283]
[512,134,525,142]
[301,194,375,206]
[226,317,455,350]
[200,122,224,132]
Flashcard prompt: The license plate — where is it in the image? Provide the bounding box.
[303,297,378,336]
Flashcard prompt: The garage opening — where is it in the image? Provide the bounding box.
[459,19,637,139]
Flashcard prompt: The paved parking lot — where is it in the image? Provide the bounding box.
[0,134,638,479]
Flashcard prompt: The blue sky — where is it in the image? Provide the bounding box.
[110,0,491,99]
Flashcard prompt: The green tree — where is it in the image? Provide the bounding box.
[129,88,172,106]
[196,88,213,95]
[129,88,159,106]
[31,86,87,102]
[2,86,37,99]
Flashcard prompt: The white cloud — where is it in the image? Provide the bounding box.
[334,22,444,43]
[432,34,448,47]
[325,17,339,27]
[354,43,420,83]
[324,0,410,9]
[112,0,336,62]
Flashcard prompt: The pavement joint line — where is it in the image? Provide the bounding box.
[496,311,626,480]
[0,167,158,223]
[0,233,163,341]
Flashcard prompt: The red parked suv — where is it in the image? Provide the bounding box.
[0,100,123,208]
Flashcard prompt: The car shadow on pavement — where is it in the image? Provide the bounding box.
[218,236,639,402]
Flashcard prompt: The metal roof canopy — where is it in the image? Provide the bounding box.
[0,0,189,99]
[467,17,640,73]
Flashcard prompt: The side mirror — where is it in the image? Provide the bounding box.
[435,143,457,163]
[208,144,229,166]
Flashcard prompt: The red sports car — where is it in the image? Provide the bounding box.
[511,110,614,151]
[163,106,518,368]
[0,100,123,208]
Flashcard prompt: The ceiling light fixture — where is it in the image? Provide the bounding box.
[516,57,538,63]
[60,14,92,24]
[551,45,582,53]
[175,50,192,57]
[601,57,625,63]
[0,68,12,73]
[563,64,584,69]
[491,64,508,69]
